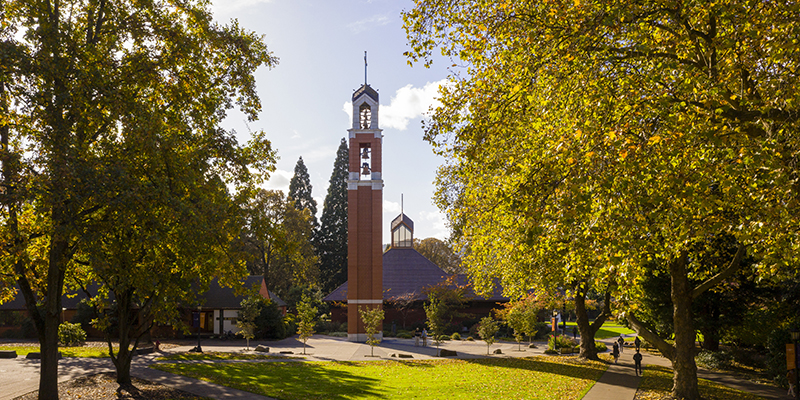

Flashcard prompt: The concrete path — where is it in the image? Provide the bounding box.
[1,336,790,399]
[582,335,790,400]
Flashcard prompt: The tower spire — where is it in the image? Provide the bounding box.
[364,51,368,85]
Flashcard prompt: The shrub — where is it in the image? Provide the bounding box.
[58,322,86,346]
[544,349,558,355]
[450,332,461,340]
[696,350,734,370]
[437,334,450,341]
[595,341,608,352]
[398,332,413,339]
[547,334,577,351]
[255,299,288,339]
[467,336,475,341]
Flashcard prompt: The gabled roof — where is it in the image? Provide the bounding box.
[391,213,414,232]
[199,276,286,309]
[352,84,379,102]
[323,248,508,303]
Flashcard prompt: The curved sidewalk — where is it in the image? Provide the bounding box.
[582,336,789,400]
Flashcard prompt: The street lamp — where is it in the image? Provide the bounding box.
[195,305,203,353]
[792,330,799,400]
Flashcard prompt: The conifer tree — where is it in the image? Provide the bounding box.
[288,157,318,227]
[318,139,349,294]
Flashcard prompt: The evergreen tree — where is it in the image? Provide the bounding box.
[318,139,349,294]
[288,157,318,227]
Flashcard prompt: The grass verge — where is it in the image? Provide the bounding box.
[634,365,766,400]
[156,351,301,361]
[152,356,606,400]
[0,345,114,358]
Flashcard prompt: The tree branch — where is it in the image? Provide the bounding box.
[692,243,746,299]
[626,312,675,362]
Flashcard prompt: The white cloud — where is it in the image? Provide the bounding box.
[381,80,450,130]
[347,15,390,34]
[418,210,449,240]
[384,200,401,214]
[211,0,273,16]
[264,169,292,193]
[341,79,451,131]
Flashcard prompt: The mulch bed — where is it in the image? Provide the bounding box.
[14,373,208,400]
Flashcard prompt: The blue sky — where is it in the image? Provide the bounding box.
[210,0,451,241]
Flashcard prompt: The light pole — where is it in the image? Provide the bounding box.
[195,305,203,353]
[792,330,799,400]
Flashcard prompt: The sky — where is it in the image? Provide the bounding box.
[210,0,452,242]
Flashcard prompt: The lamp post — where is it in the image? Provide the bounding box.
[195,305,203,353]
[792,330,799,400]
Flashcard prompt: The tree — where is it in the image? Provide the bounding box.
[296,295,317,355]
[359,306,385,357]
[1,1,276,397]
[503,304,526,351]
[240,190,318,297]
[424,292,447,354]
[317,139,349,294]
[238,297,261,351]
[478,316,499,355]
[404,2,800,399]
[288,156,318,228]
[415,238,463,274]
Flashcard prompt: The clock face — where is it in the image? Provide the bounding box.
[359,104,372,129]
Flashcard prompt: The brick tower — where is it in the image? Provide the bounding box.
[346,74,383,342]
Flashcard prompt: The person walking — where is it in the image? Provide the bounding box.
[414,328,420,347]
[612,342,620,364]
[634,336,642,351]
[422,328,428,347]
[789,369,797,398]
[618,335,625,353]
[572,326,577,339]
[633,349,643,376]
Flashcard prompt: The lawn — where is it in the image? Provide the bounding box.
[564,321,636,339]
[0,344,114,358]
[635,365,766,400]
[153,356,607,400]
[156,351,301,361]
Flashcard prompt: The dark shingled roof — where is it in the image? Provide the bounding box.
[200,276,286,309]
[323,248,508,303]
[352,84,379,102]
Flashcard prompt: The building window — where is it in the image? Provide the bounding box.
[392,224,412,248]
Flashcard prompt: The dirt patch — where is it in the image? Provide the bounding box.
[14,373,208,400]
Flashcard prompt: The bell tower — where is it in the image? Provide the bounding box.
[347,55,383,342]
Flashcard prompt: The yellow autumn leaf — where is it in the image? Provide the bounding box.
[648,135,661,144]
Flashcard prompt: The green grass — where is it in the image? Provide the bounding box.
[153,356,607,400]
[563,321,636,339]
[156,351,301,361]
[636,365,765,400]
[0,345,114,358]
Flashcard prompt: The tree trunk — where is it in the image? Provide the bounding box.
[111,289,136,386]
[576,281,613,361]
[670,251,700,400]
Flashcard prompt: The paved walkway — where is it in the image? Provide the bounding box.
[582,335,790,400]
[0,335,791,399]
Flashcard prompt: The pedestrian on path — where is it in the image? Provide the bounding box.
[618,335,624,353]
[422,328,428,347]
[789,369,797,398]
[612,342,619,364]
[414,328,420,347]
[633,349,643,376]
[572,326,577,339]
[634,336,641,351]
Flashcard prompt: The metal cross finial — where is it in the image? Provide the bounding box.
[364,51,368,85]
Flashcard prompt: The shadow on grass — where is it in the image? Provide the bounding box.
[458,356,608,381]
[153,361,384,400]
